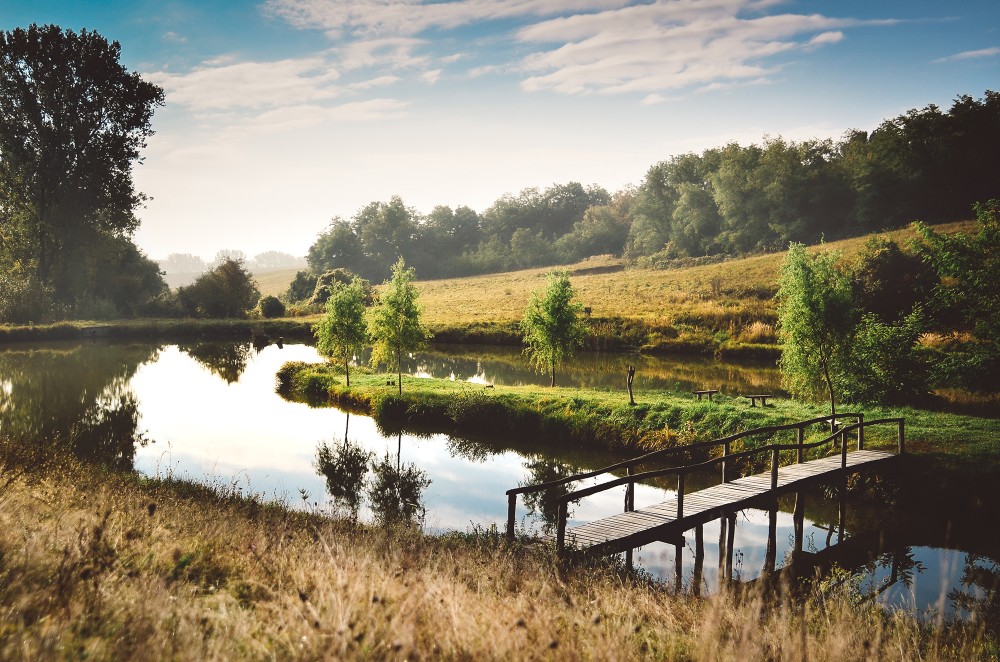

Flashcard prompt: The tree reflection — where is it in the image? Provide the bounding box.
[314,438,372,517]
[180,342,252,384]
[70,392,148,470]
[367,448,431,527]
[520,457,582,535]
[0,342,158,471]
[949,553,1000,633]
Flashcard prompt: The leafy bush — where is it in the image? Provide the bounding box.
[257,295,285,318]
[177,259,260,318]
[0,271,54,323]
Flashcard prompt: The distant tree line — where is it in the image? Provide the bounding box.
[292,91,1000,303]
[159,250,305,275]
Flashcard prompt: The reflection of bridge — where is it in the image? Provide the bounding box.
[506,415,904,563]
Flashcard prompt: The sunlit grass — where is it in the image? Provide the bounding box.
[0,446,994,660]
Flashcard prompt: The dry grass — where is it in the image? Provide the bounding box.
[1,452,993,661]
[253,268,301,298]
[415,221,975,329]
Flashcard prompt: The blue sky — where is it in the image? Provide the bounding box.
[3,1,998,261]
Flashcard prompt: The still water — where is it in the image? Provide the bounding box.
[0,339,996,620]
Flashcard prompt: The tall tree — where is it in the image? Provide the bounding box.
[520,272,588,387]
[314,278,368,386]
[0,24,164,303]
[776,243,857,425]
[177,258,259,318]
[366,258,430,395]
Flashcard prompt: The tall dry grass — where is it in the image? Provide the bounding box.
[0,452,993,660]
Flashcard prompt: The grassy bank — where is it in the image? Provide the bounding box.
[277,362,1000,483]
[1,444,995,660]
[0,318,314,344]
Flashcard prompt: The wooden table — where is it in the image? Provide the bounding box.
[692,389,719,401]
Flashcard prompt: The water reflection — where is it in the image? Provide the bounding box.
[0,341,158,468]
[180,341,252,384]
[314,436,371,517]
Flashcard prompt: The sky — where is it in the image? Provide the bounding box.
[2,1,999,262]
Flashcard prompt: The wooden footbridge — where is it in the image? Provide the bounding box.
[505,414,904,556]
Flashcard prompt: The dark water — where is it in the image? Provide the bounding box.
[0,339,996,622]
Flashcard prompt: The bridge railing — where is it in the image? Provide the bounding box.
[550,417,904,551]
[504,413,871,542]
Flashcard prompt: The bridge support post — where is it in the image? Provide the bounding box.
[506,492,517,543]
[857,413,865,450]
[693,524,704,597]
[556,501,568,552]
[674,542,683,593]
[722,440,731,482]
[793,491,805,556]
[764,502,778,577]
[897,419,905,454]
[676,473,685,520]
[770,448,779,489]
[837,476,847,544]
[796,427,804,464]
[725,512,736,587]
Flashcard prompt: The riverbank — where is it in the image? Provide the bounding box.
[0,440,995,660]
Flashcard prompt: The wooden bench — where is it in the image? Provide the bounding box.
[744,394,773,407]
[692,389,719,401]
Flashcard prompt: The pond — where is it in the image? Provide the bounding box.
[0,338,996,621]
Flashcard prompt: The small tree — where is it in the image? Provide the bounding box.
[366,258,430,395]
[776,243,856,425]
[314,278,368,386]
[520,272,588,387]
[177,258,259,318]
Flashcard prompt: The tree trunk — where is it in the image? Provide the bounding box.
[550,364,556,387]
[822,360,837,433]
[345,357,351,387]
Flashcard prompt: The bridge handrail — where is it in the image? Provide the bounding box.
[504,413,866,541]
[550,417,904,551]
[558,417,903,505]
[505,413,862,498]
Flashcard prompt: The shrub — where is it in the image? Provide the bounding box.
[258,295,286,318]
[0,271,54,324]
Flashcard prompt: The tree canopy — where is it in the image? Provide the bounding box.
[366,258,430,395]
[0,24,165,318]
[520,272,588,387]
[177,258,260,318]
[314,278,368,386]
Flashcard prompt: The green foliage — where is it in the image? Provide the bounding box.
[0,24,165,313]
[285,270,317,303]
[0,270,54,323]
[852,235,936,322]
[366,258,430,394]
[177,259,260,318]
[520,272,588,386]
[257,295,285,318]
[777,244,856,415]
[314,278,368,386]
[913,199,1000,390]
[839,310,928,404]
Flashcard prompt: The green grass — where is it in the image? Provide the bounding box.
[277,361,1000,474]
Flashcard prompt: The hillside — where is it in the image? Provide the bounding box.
[415,220,973,329]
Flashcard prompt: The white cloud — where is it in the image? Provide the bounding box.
[263,0,630,38]
[517,4,881,95]
[337,37,429,70]
[148,57,342,111]
[933,47,1000,63]
[421,68,443,84]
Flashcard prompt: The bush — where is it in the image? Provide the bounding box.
[257,295,285,318]
[177,259,260,318]
[0,272,54,324]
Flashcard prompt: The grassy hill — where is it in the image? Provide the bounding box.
[414,220,973,347]
[253,267,300,297]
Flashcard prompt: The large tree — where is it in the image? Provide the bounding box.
[0,24,164,306]
[366,258,430,395]
[520,272,588,387]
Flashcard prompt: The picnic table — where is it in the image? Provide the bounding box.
[744,394,773,407]
[692,389,719,401]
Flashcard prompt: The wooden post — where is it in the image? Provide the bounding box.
[506,492,517,543]
[625,465,635,513]
[722,440,730,483]
[793,491,805,556]
[840,429,848,469]
[725,513,736,586]
[796,426,804,464]
[693,524,704,597]
[674,542,683,593]
[857,413,865,450]
[837,476,847,544]
[556,501,568,552]
[676,472,685,521]
[770,448,779,490]
[718,515,727,579]
[897,419,906,454]
[764,502,777,577]
[626,365,636,406]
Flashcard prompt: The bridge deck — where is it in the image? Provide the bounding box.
[562,450,895,555]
